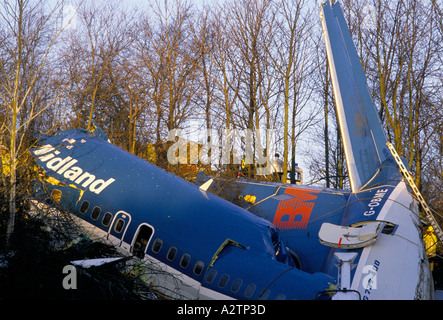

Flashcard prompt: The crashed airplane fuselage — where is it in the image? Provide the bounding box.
[29,1,434,300]
[31,128,334,300]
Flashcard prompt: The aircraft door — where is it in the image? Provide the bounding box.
[131,224,154,258]
[107,210,131,248]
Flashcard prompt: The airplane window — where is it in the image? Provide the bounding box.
[218,274,230,288]
[102,212,112,226]
[193,261,204,275]
[244,283,256,298]
[258,289,270,300]
[205,269,217,284]
[114,218,125,233]
[91,207,101,220]
[180,254,191,268]
[167,247,177,261]
[152,239,163,253]
[231,279,242,293]
[80,201,89,214]
[52,189,62,203]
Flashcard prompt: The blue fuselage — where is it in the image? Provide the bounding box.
[31,128,333,300]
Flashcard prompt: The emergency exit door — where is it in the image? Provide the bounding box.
[107,210,131,247]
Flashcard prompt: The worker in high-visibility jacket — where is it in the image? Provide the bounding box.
[424,226,438,271]
[146,143,157,165]
[0,144,10,176]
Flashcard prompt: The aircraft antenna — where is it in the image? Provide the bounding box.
[387,142,443,244]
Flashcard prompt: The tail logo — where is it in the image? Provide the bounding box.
[273,188,320,229]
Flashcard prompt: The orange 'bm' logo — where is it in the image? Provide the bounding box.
[273,187,320,229]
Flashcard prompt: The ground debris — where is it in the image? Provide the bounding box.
[0,196,159,300]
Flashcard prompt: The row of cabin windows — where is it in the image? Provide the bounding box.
[51,191,126,234]
[151,238,204,276]
[150,238,286,300]
[77,198,124,233]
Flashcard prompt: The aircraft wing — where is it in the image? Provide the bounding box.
[71,257,128,269]
[320,1,390,192]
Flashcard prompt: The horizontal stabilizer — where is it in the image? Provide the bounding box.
[320,1,390,191]
[319,221,385,249]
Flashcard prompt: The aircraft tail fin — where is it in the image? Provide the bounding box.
[320,1,390,192]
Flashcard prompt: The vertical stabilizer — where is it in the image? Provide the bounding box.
[320,1,389,191]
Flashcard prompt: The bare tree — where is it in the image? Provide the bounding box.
[216,0,276,177]
[0,0,68,241]
[270,0,319,183]
[341,0,442,193]
[191,3,242,134]
[61,0,133,130]
[150,0,201,133]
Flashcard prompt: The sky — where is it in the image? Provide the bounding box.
[50,0,213,32]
